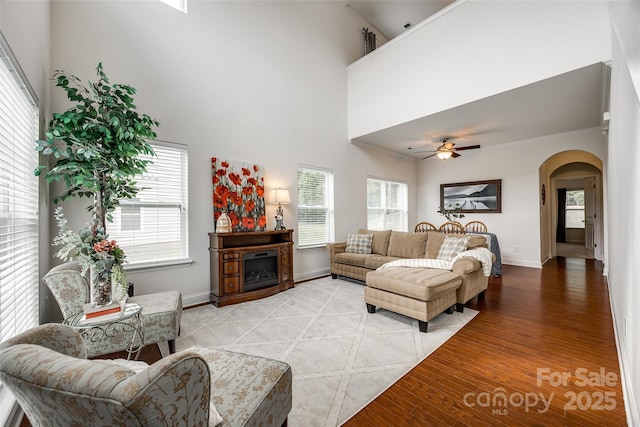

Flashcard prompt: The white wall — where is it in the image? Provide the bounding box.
[48,1,417,309]
[348,0,611,139]
[608,1,640,424]
[417,127,607,268]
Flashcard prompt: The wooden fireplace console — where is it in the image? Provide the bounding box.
[208,230,294,307]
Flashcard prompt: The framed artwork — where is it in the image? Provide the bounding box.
[440,179,502,213]
[211,157,267,232]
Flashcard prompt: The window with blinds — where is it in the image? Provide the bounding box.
[108,141,189,268]
[297,166,334,248]
[0,34,40,344]
[367,177,408,231]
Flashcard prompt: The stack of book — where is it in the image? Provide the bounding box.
[80,302,123,324]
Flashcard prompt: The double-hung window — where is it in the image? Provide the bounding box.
[367,177,408,231]
[108,141,189,268]
[0,32,40,424]
[297,165,334,248]
[0,34,39,343]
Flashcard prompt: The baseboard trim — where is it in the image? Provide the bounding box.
[501,258,543,269]
[182,270,331,308]
[607,278,638,427]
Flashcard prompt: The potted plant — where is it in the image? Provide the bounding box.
[437,204,465,222]
[35,63,160,306]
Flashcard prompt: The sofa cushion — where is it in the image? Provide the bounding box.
[358,229,392,256]
[437,235,471,261]
[366,267,462,301]
[425,231,447,258]
[335,252,368,267]
[363,255,402,270]
[387,232,428,258]
[345,233,373,254]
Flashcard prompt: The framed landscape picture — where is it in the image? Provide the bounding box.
[440,179,502,213]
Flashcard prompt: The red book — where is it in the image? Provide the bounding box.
[83,302,122,318]
[85,306,121,318]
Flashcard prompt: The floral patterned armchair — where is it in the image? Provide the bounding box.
[42,261,182,357]
[0,324,292,427]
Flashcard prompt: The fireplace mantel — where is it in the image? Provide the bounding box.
[208,230,294,307]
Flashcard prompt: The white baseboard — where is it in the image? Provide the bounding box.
[182,291,211,308]
[501,258,543,269]
[181,270,331,308]
[295,268,330,282]
[607,282,638,426]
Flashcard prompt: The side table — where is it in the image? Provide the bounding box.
[63,303,145,360]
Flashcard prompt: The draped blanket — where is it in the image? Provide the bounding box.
[378,247,493,277]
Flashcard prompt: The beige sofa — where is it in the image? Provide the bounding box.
[327,229,491,312]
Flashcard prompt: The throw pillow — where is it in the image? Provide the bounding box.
[345,233,373,254]
[436,235,471,262]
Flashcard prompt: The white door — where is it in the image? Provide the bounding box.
[584,177,596,257]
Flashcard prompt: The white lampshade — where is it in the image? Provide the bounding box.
[271,188,291,205]
[436,150,453,160]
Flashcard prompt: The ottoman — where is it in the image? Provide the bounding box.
[189,346,293,427]
[129,290,182,354]
[365,267,462,332]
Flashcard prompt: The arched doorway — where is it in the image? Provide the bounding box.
[539,151,604,263]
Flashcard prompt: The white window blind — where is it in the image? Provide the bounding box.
[367,177,408,231]
[108,141,189,268]
[0,33,39,344]
[297,166,334,248]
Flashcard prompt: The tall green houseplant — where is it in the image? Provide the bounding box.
[35,63,160,234]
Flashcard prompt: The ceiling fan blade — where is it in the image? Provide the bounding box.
[421,153,438,160]
[454,144,481,151]
[451,152,461,158]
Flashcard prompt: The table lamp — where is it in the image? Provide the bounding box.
[271,188,291,230]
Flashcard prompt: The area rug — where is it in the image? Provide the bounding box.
[175,276,477,427]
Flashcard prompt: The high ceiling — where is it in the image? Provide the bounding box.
[346,2,609,161]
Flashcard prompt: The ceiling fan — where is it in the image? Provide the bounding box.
[418,137,481,160]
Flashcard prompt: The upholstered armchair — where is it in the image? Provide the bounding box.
[0,324,292,427]
[42,261,182,357]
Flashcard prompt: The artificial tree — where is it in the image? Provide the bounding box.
[35,63,160,234]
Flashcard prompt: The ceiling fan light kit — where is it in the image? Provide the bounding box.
[436,150,453,160]
[419,137,481,160]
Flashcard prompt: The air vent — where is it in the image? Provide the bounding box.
[403,22,413,29]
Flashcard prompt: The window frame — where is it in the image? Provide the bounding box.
[108,140,190,270]
[296,165,335,249]
[565,188,585,229]
[0,30,40,425]
[366,177,408,232]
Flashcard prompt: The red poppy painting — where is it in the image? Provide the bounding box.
[212,157,266,232]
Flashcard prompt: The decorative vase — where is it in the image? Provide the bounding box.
[216,210,232,233]
[90,265,113,307]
